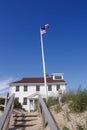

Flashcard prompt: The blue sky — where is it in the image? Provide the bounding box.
[0,0,87,95]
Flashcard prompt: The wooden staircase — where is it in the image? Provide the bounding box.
[9,110,42,130]
[0,94,58,130]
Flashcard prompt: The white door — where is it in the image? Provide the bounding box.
[30,100,33,111]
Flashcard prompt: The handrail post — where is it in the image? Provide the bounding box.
[4,92,9,111]
[42,109,46,129]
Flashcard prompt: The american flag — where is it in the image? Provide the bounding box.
[44,24,50,29]
[41,24,50,35]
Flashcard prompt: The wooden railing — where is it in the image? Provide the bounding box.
[28,93,59,129]
[38,95,59,130]
[0,94,15,130]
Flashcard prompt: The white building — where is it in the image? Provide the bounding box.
[9,73,67,112]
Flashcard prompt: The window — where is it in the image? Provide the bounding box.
[23,97,27,105]
[55,76,62,80]
[56,85,60,91]
[24,86,28,91]
[16,86,19,92]
[36,85,40,91]
[15,97,19,102]
[48,85,52,91]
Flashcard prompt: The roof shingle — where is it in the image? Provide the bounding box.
[11,77,66,84]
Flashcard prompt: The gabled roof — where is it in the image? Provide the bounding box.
[10,77,66,85]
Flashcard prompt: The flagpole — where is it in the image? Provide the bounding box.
[40,28,48,101]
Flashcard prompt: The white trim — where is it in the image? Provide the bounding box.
[10,82,67,86]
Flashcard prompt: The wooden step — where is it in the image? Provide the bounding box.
[13,114,38,117]
[9,111,42,130]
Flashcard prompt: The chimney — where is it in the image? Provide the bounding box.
[46,74,49,78]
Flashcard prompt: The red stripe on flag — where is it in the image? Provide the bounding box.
[41,29,46,35]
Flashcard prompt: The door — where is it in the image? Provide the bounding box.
[30,99,33,111]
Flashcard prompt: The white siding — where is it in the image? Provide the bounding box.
[10,83,66,111]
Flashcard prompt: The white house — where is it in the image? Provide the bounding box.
[9,73,67,112]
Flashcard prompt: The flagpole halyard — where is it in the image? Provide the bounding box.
[40,28,48,101]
